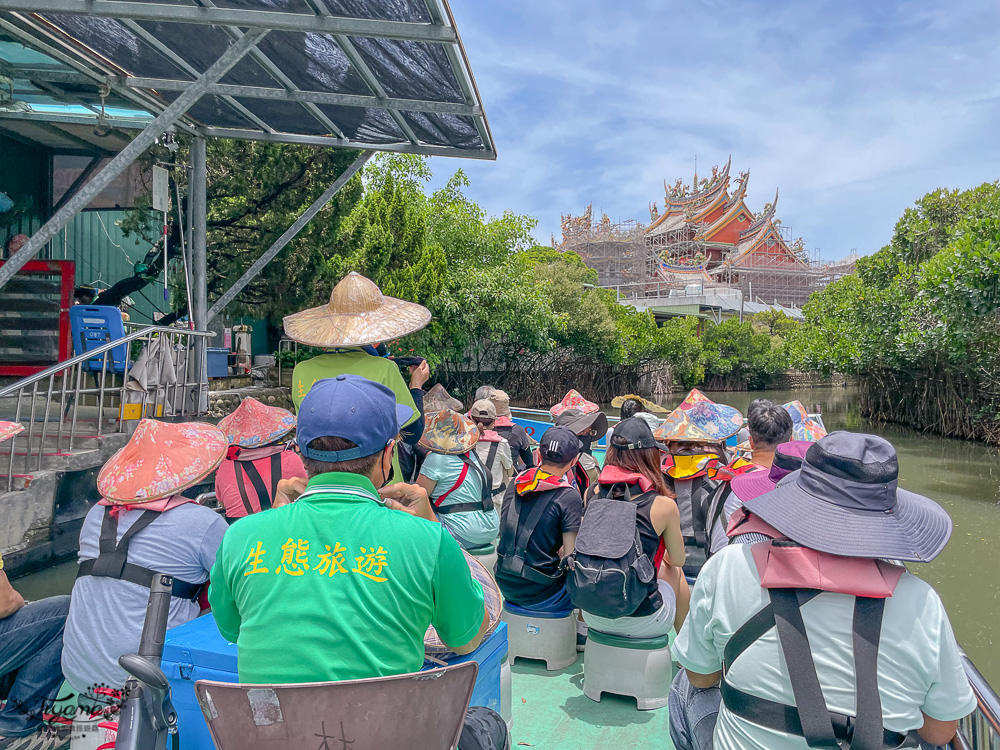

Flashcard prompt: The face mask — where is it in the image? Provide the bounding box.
[578,432,595,454]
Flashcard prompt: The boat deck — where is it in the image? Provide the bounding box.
[509,655,674,749]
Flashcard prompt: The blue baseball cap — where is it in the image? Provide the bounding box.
[297,375,415,462]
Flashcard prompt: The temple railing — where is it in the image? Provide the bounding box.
[0,325,211,491]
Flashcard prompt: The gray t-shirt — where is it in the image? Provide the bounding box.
[61,502,228,693]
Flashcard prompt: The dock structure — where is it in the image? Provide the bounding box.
[0,0,495,573]
[555,159,858,310]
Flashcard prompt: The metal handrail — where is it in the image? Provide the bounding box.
[0,325,211,398]
[1,323,212,491]
[957,650,1000,749]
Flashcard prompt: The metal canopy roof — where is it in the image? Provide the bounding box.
[0,0,495,159]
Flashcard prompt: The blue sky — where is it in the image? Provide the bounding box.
[428,0,1000,261]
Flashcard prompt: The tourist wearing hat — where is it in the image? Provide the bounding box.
[417,409,499,550]
[668,439,811,750]
[61,420,229,703]
[209,375,507,750]
[488,389,534,470]
[214,397,306,521]
[495,425,583,614]
[674,432,975,750]
[654,390,753,573]
[285,272,431,481]
[576,418,690,637]
[0,422,72,750]
[703,400,793,555]
[469,399,514,509]
[552,406,609,493]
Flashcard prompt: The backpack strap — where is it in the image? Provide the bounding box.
[704,482,733,560]
[234,454,280,513]
[484,440,500,477]
[498,488,569,585]
[76,507,203,600]
[433,453,492,514]
[721,587,902,749]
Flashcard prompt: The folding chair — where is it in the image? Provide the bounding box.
[195,662,477,750]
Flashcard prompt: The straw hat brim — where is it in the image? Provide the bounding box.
[610,394,668,413]
[283,295,431,347]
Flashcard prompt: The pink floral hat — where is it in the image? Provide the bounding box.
[0,421,24,443]
[550,389,599,418]
[97,419,228,504]
[217,397,296,448]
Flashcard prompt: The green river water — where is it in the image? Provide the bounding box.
[13,386,1000,687]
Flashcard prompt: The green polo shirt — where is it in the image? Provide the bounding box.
[209,472,486,684]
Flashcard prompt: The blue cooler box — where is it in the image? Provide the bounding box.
[161,614,507,750]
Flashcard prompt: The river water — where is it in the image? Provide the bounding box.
[13,387,1000,685]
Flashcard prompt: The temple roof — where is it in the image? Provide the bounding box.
[695,170,751,241]
[659,156,732,211]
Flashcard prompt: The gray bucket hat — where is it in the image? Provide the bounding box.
[743,431,952,563]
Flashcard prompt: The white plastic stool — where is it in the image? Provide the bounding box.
[468,543,498,575]
[583,629,671,710]
[500,653,513,729]
[501,604,577,670]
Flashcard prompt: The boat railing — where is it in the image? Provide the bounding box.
[955,651,1000,749]
[0,324,212,491]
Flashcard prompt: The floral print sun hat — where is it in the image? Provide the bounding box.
[419,410,480,455]
[217,397,296,448]
[549,389,599,417]
[97,419,228,503]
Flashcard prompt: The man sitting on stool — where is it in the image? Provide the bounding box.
[495,425,582,614]
[209,375,507,750]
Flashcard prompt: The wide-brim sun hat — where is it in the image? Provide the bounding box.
[610,394,668,413]
[730,440,812,504]
[283,271,431,348]
[217,397,296,448]
[0,421,24,443]
[550,389,599,417]
[420,409,480,455]
[98,419,228,504]
[424,383,463,413]
[743,431,953,562]
[555,408,609,437]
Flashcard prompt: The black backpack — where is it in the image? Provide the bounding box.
[565,483,657,619]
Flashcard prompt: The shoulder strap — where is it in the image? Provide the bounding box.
[485,439,500,474]
[721,589,891,750]
[770,588,839,748]
[433,461,470,508]
[704,482,733,559]
[235,459,274,513]
[233,464,256,516]
[498,489,567,585]
[78,508,202,600]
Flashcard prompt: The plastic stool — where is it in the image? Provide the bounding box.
[501,603,577,670]
[467,543,497,574]
[500,651,513,729]
[583,629,671,710]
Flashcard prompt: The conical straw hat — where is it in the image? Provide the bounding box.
[549,389,599,417]
[0,421,24,443]
[283,272,431,347]
[424,384,463,413]
[610,394,668,413]
[217,397,296,448]
[97,419,228,504]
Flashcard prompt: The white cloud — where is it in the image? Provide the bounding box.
[431,0,1000,261]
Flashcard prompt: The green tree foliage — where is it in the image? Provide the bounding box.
[793,182,1000,440]
[702,319,784,390]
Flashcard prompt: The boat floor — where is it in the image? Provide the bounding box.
[509,656,674,749]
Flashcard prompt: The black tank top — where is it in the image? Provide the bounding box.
[589,483,664,618]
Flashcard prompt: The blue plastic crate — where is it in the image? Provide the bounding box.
[206,348,229,378]
[161,615,507,750]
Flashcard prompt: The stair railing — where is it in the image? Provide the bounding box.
[955,651,1000,750]
[0,325,212,491]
